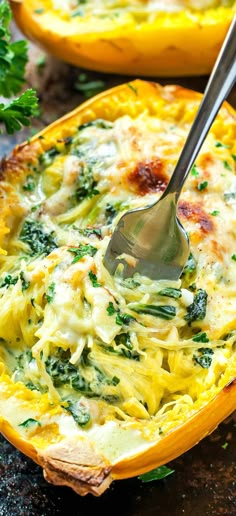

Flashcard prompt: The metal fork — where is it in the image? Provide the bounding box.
[104,16,236,281]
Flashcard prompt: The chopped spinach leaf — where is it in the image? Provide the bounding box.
[138,465,175,483]
[17,350,33,369]
[66,401,90,427]
[68,244,97,263]
[46,348,119,398]
[19,418,41,428]
[78,119,113,131]
[88,270,101,288]
[184,289,208,323]
[38,147,60,168]
[215,141,230,148]
[193,347,214,368]
[191,164,199,177]
[111,376,120,386]
[106,302,135,325]
[19,271,30,291]
[20,219,57,256]
[73,226,102,238]
[114,333,140,360]
[192,332,209,343]
[158,287,182,299]
[105,203,118,224]
[115,333,132,349]
[107,301,116,316]
[46,282,56,303]
[75,163,99,202]
[182,253,196,276]
[115,312,136,326]
[128,303,176,320]
[0,274,18,288]
[197,181,208,191]
[223,160,232,170]
[23,175,35,191]
[121,277,141,288]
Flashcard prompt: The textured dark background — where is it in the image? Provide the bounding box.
[0,23,236,516]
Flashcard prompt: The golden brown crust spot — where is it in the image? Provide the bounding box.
[127,159,167,195]
[0,183,26,254]
[0,141,41,184]
[178,200,214,234]
[39,437,113,496]
[211,239,227,262]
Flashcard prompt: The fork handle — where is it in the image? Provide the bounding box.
[164,15,236,199]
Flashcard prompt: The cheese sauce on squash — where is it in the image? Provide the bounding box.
[0,83,236,459]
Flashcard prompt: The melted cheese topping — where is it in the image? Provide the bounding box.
[0,84,236,458]
[53,0,234,18]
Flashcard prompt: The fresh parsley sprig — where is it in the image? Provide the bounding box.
[0,89,38,134]
[0,0,38,134]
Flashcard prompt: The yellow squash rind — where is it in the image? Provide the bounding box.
[0,80,236,496]
[10,1,236,76]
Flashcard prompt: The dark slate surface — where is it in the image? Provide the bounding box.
[0,24,236,516]
[0,417,236,516]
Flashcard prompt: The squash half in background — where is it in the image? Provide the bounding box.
[10,0,236,76]
[0,80,236,496]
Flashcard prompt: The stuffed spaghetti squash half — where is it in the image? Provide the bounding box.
[0,80,236,496]
[11,0,236,76]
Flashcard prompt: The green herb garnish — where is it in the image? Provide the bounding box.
[19,418,41,428]
[19,271,30,291]
[192,332,209,343]
[138,465,175,483]
[193,347,214,368]
[197,181,208,191]
[46,282,56,303]
[128,303,176,320]
[184,289,208,323]
[68,244,97,263]
[158,288,182,299]
[20,219,57,256]
[88,270,101,288]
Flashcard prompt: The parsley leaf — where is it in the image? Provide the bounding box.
[46,282,56,303]
[68,244,97,263]
[197,181,208,191]
[192,332,209,343]
[107,301,116,316]
[138,465,175,483]
[19,271,30,292]
[0,89,38,134]
[0,274,18,288]
[88,270,101,288]
[106,301,135,325]
[0,0,39,134]
[0,40,28,97]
